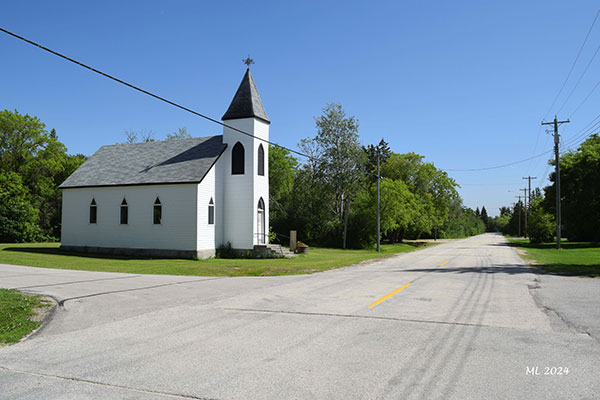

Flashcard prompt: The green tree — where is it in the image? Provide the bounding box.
[350,178,417,246]
[0,110,87,240]
[380,152,458,239]
[300,103,364,248]
[480,206,489,229]
[528,197,555,244]
[544,134,600,241]
[363,139,391,183]
[0,172,41,242]
[268,145,298,235]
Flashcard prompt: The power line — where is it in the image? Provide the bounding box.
[542,8,600,120]
[0,26,311,160]
[568,77,600,118]
[556,42,600,115]
[444,149,554,172]
[2,26,597,176]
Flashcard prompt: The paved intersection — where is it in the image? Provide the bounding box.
[0,233,598,399]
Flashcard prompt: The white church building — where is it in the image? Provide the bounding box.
[60,69,270,259]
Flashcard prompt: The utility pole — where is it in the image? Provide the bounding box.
[376,149,381,252]
[522,176,537,206]
[515,196,522,237]
[520,187,528,236]
[541,116,570,249]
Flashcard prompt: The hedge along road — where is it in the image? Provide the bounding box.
[0,233,598,400]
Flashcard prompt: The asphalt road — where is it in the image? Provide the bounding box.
[1,233,598,399]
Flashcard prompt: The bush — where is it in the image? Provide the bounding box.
[216,242,236,259]
[528,205,555,244]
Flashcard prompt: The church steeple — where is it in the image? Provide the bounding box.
[221,68,270,124]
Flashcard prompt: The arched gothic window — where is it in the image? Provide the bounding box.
[120,198,128,225]
[153,197,162,225]
[232,142,245,175]
[89,199,97,224]
[258,144,265,176]
[208,198,215,225]
[257,197,265,244]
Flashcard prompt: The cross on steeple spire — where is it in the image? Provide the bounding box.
[243,56,254,69]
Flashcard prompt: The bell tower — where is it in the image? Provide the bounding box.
[220,65,270,249]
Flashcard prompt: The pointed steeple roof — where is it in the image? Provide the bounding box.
[222,68,270,124]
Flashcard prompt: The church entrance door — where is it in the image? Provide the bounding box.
[257,198,265,244]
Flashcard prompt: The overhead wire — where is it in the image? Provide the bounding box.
[556,42,600,115]
[1,26,598,176]
[568,77,600,118]
[541,8,600,121]
[0,26,312,160]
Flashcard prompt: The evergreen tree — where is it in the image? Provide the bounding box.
[480,206,489,229]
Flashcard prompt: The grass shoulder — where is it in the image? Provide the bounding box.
[0,289,51,345]
[0,241,439,277]
[507,238,600,277]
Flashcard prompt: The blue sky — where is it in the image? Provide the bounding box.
[2,1,599,216]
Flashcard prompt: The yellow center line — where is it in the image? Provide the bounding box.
[439,259,450,266]
[368,283,411,309]
[460,250,467,254]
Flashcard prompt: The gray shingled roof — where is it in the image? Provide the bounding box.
[60,136,226,188]
[221,68,270,124]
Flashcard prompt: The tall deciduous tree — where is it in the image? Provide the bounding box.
[300,103,364,248]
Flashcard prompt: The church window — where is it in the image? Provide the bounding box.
[208,198,215,225]
[89,199,97,224]
[258,144,265,176]
[232,142,245,175]
[120,199,128,225]
[153,197,162,225]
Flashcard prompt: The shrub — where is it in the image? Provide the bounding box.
[216,242,236,259]
[528,205,555,244]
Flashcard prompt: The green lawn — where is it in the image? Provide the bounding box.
[0,242,436,277]
[0,289,50,344]
[508,238,600,277]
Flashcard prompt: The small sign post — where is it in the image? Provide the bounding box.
[290,230,297,253]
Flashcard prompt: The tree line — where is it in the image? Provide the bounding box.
[481,134,599,243]
[269,103,486,248]
[0,110,87,242]
[1,106,488,247]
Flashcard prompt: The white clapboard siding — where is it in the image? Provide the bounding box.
[61,184,198,251]
[196,164,216,251]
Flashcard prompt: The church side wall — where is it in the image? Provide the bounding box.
[61,184,198,253]
[196,165,216,254]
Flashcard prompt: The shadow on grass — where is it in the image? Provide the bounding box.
[2,247,159,261]
[539,264,600,277]
[503,241,600,250]
[501,240,600,277]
